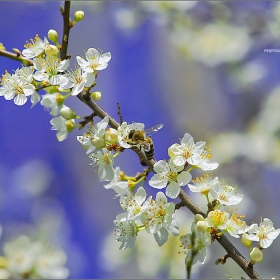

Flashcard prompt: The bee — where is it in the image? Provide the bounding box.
[126,123,164,163]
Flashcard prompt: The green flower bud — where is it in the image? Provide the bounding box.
[250,247,263,263]
[47,29,58,43]
[45,44,59,57]
[0,43,6,51]
[105,128,118,144]
[241,233,252,248]
[66,120,76,133]
[74,11,85,23]
[194,214,205,223]
[91,91,102,101]
[60,106,77,120]
[91,136,106,149]
[56,93,65,105]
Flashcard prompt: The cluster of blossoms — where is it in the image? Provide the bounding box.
[178,174,280,266]
[0,30,111,141]
[0,235,68,279]
[84,113,280,263]
[1,20,279,278]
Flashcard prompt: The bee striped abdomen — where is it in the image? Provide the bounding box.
[144,136,154,160]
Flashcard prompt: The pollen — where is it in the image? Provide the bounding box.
[24,34,41,48]
[231,212,246,226]
[210,210,227,226]
[41,56,60,76]
[182,147,192,159]
[201,146,212,159]
[13,84,24,95]
[0,70,9,84]
[192,174,210,184]
[218,194,228,202]
[167,171,177,182]
[103,153,110,165]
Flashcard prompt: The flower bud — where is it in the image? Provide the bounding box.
[128,180,136,192]
[250,247,263,263]
[168,145,176,158]
[60,106,77,120]
[66,120,76,133]
[91,91,102,101]
[0,43,6,51]
[0,256,8,268]
[105,128,118,144]
[12,48,21,55]
[119,171,125,180]
[194,214,205,223]
[241,233,252,248]
[74,11,85,23]
[47,29,58,43]
[45,44,59,57]
[56,93,65,105]
[91,136,106,149]
[196,221,208,233]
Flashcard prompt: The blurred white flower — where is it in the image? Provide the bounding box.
[172,23,251,66]
[3,235,69,279]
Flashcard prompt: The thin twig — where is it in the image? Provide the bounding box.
[60,1,71,60]
[0,49,33,66]
[117,102,123,124]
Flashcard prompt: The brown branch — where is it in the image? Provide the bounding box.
[117,102,123,124]
[60,1,71,60]
[0,49,33,66]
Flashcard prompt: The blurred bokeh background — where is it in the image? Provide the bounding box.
[1,1,280,278]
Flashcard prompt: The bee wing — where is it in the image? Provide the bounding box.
[144,123,164,134]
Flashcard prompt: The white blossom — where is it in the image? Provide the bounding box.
[245,218,280,248]
[40,92,64,116]
[196,146,219,171]
[180,226,211,265]
[0,68,35,106]
[103,167,129,196]
[89,148,114,182]
[59,66,95,96]
[119,187,152,221]
[50,116,75,141]
[114,213,138,250]
[188,174,218,196]
[141,192,179,246]
[204,209,230,230]
[149,160,191,198]
[22,35,49,58]
[210,180,243,206]
[222,212,249,238]
[77,48,111,73]
[77,116,109,154]
[33,56,69,85]
[168,133,205,167]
